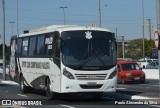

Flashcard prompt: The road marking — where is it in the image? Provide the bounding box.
[151,85,160,87]
[104,92,158,100]
[60,104,75,108]
[150,105,160,108]
[131,95,158,99]
[17,94,28,97]
[118,85,130,87]
[0,105,28,108]
[116,87,126,90]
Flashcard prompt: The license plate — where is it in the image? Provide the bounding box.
[135,77,140,80]
[87,82,97,86]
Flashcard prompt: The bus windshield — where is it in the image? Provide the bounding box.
[61,30,117,70]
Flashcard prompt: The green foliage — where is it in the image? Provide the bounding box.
[145,39,155,57]
[117,38,155,60]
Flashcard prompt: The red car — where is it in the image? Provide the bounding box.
[117,60,145,84]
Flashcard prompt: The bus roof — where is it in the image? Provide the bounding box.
[19,25,112,37]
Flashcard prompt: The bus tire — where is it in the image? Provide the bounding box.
[45,78,57,99]
[20,76,29,93]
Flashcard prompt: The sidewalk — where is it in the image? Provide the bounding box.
[0,76,18,85]
[0,79,19,85]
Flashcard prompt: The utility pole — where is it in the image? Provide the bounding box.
[122,36,125,59]
[17,0,19,36]
[60,7,68,25]
[156,0,160,97]
[98,0,101,27]
[2,0,6,80]
[142,0,145,60]
[9,21,15,36]
[116,28,118,57]
[117,36,125,59]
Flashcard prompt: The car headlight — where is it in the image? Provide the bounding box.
[63,69,75,79]
[108,69,117,79]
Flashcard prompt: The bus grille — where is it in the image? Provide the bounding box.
[79,84,103,89]
[75,74,107,80]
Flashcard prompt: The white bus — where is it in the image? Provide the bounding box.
[9,25,117,99]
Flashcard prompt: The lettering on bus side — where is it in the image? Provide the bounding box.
[22,61,50,69]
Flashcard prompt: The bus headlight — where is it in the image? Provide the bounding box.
[63,69,75,79]
[108,70,117,79]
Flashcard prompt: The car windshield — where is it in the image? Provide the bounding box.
[61,30,117,70]
[122,63,140,70]
[146,60,152,63]
[155,62,159,66]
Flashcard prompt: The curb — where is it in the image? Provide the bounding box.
[0,79,19,85]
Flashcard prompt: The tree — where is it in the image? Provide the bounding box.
[117,38,155,60]
[125,39,143,59]
[145,39,155,58]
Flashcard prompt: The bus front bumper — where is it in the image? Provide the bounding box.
[60,76,117,93]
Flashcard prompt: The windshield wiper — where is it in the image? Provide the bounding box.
[76,49,106,69]
[91,49,106,66]
[75,48,90,69]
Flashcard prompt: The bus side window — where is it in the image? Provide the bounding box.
[44,33,53,56]
[22,38,29,56]
[54,32,60,67]
[29,36,36,56]
[16,38,22,56]
[37,35,45,56]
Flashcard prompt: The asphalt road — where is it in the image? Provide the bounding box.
[116,79,160,98]
[0,74,160,108]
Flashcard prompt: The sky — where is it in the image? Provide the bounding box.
[0,0,157,45]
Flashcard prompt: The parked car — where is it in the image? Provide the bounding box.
[117,60,145,84]
[138,59,158,68]
[0,63,9,76]
[146,61,159,69]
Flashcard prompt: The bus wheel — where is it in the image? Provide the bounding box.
[20,76,28,93]
[45,78,57,99]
